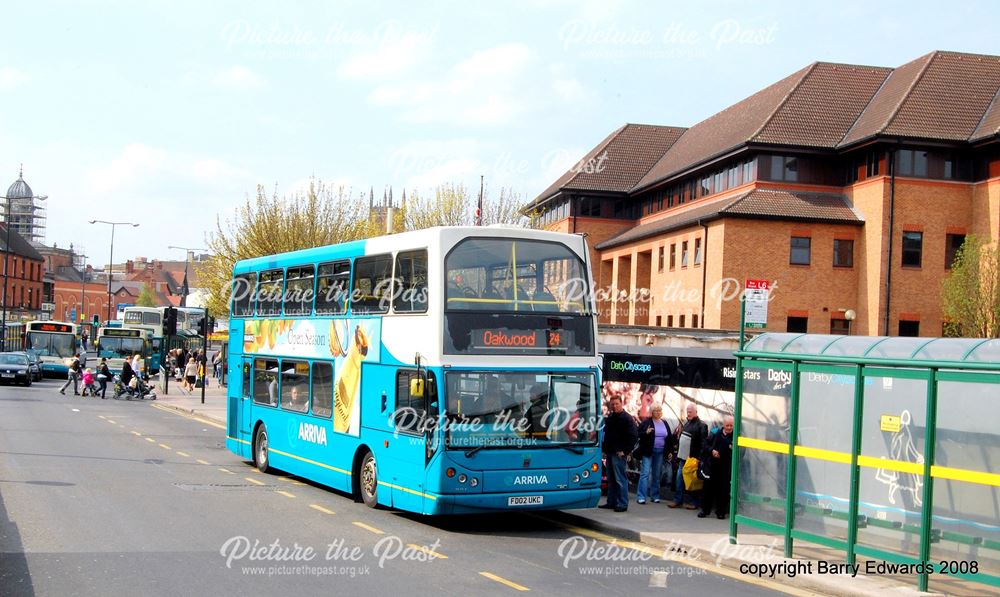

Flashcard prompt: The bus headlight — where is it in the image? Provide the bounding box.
[458,474,467,484]
[582,470,590,479]
[470,478,479,487]
[572,474,580,483]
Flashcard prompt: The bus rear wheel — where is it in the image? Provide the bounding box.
[359,451,378,508]
[254,425,270,474]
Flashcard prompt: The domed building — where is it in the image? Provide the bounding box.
[4,167,47,247]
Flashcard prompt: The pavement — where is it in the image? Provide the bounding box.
[153,382,951,597]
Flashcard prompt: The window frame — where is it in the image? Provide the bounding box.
[352,254,394,314]
[392,249,429,314]
[279,359,310,414]
[283,264,316,316]
[316,259,352,315]
[252,357,279,407]
[901,231,923,268]
[231,273,257,318]
[945,234,966,270]
[393,368,438,436]
[311,361,333,419]
[790,236,811,266]
[833,239,854,268]
[255,268,285,316]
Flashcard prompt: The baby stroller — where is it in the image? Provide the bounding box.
[112,373,157,400]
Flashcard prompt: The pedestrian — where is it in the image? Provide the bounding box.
[183,357,198,392]
[81,329,89,352]
[599,395,638,513]
[212,351,222,381]
[669,403,708,510]
[97,358,111,399]
[59,354,82,395]
[120,358,135,396]
[699,416,734,519]
[81,368,96,396]
[636,404,672,505]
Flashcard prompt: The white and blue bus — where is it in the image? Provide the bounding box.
[226,226,602,514]
[24,320,78,376]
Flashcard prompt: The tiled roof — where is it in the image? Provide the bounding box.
[0,224,43,261]
[634,65,812,191]
[596,189,861,250]
[972,88,1000,141]
[842,51,1000,145]
[529,124,686,207]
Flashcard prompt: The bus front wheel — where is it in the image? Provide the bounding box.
[254,425,270,474]
[359,451,378,508]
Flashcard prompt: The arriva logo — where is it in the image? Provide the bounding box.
[608,360,652,373]
[513,475,549,485]
[298,422,328,446]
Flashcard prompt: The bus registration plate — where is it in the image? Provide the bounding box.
[508,496,543,506]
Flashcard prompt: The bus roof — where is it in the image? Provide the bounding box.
[232,226,587,275]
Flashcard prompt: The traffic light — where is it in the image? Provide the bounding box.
[163,306,178,336]
[93,314,100,327]
[200,315,215,337]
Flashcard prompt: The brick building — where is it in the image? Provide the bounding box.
[526,50,1000,337]
[0,223,44,321]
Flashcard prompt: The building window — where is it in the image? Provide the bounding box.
[899,320,920,337]
[866,151,880,177]
[830,318,850,335]
[790,237,811,265]
[669,244,676,270]
[787,316,808,333]
[699,176,712,198]
[742,159,755,184]
[657,246,664,273]
[945,234,966,270]
[655,315,662,326]
[769,155,799,182]
[579,196,601,217]
[681,241,689,268]
[694,238,702,266]
[833,239,854,267]
[728,165,739,188]
[902,232,923,268]
[692,314,699,328]
[679,314,686,328]
[666,315,674,327]
[896,149,928,177]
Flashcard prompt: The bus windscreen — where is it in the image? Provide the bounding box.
[25,332,76,358]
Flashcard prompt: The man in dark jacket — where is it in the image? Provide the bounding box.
[699,415,734,519]
[600,395,638,512]
[669,403,708,510]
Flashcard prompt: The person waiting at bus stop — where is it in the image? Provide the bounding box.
[669,403,708,510]
[699,415,734,519]
[599,395,638,513]
[636,404,672,504]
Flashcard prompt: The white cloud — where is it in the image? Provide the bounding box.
[338,29,434,79]
[0,67,27,89]
[369,43,536,126]
[87,143,168,194]
[211,66,264,89]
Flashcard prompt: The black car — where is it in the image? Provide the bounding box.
[0,352,32,386]
[20,350,43,382]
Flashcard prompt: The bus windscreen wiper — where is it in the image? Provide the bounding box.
[464,446,484,458]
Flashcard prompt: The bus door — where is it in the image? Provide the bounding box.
[388,368,439,509]
[236,359,253,455]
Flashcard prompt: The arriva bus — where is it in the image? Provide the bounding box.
[24,321,78,376]
[226,226,602,514]
[95,327,150,374]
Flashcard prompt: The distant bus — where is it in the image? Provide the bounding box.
[24,320,78,376]
[0,322,25,352]
[95,327,150,374]
[122,306,205,373]
[227,226,602,515]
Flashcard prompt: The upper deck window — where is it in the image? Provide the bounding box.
[256,269,284,316]
[351,255,393,314]
[316,261,350,315]
[445,238,588,314]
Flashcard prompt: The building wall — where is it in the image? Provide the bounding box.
[718,219,862,332]
[844,176,888,336]
[0,253,45,318]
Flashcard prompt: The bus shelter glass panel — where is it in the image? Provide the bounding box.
[738,363,791,526]
[932,378,1000,578]
[856,372,928,558]
[744,334,799,354]
[967,340,1000,363]
[794,366,856,542]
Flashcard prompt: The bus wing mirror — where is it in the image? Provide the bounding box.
[410,377,425,398]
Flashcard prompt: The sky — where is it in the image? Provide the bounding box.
[1,0,996,265]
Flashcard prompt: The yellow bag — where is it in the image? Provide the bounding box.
[682,458,704,491]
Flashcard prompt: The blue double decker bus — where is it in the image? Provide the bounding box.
[225,226,602,514]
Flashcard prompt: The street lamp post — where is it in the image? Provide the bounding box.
[77,252,88,325]
[167,245,205,308]
[89,220,139,323]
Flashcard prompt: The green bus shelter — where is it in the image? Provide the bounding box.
[730,333,1000,592]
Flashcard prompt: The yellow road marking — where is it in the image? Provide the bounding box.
[145,437,156,443]
[159,443,172,450]
[176,451,190,457]
[546,520,822,597]
[309,504,335,515]
[150,403,226,430]
[246,477,266,486]
[352,522,385,535]
[131,431,142,436]
[278,476,305,486]
[107,419,117,424]
[197,459,211,465]
[98,415,106,419]
[479,572,529,591]
[276,490,296,499]
[218,468,235,474]
[408,544,447,559]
